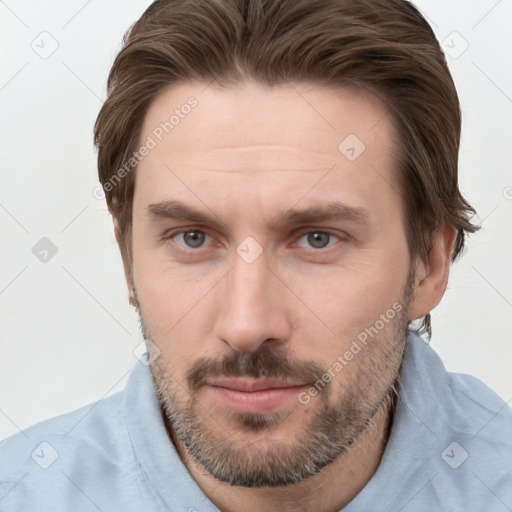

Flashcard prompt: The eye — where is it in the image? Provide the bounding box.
[297,231,340,250]
[171,230,211,249]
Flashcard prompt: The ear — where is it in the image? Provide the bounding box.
[114,219,136,307]
[408,224,457,321]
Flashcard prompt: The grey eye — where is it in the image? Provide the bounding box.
[180,231,207,248]
[297,231,338,250]
[306,232,331,249]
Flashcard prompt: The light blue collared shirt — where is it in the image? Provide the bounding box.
[1,331,511,511]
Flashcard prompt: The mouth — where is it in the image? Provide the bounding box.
[205,378,309,414]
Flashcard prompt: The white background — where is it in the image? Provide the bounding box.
[1,0,511,440]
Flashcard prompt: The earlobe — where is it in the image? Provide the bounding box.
[408,224,457,321]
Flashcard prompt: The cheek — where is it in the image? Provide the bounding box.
[133,260,225,368]
[132,226,216,320]
[285,251,409,353]
[136,275,216,338]
[138,294,214,375]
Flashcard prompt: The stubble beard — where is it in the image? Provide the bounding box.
[135,275,414,488]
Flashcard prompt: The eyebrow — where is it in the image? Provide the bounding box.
[274,201,371,228]
[146,200,231,234]
[147,200,221,224]
[146,199,371,230]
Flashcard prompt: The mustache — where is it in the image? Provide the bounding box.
[186,344,327,391]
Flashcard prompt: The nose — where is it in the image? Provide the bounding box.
[213,252,291,353]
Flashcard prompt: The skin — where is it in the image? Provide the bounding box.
[116,81,456,511]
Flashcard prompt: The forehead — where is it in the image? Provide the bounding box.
[134,81,399,220]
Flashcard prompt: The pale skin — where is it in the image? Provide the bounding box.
[115,81,456,511]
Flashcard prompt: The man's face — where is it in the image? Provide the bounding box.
[129,81,414,486]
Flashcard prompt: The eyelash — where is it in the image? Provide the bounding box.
[163,228,345,253]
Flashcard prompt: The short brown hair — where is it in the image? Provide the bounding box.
[94,0,479,335]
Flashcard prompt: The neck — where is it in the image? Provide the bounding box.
[165,392,396,512]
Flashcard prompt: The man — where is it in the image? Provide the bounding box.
[1,0,511,510]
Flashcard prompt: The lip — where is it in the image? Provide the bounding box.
[205,378,309,414]
[208,378,306,392]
